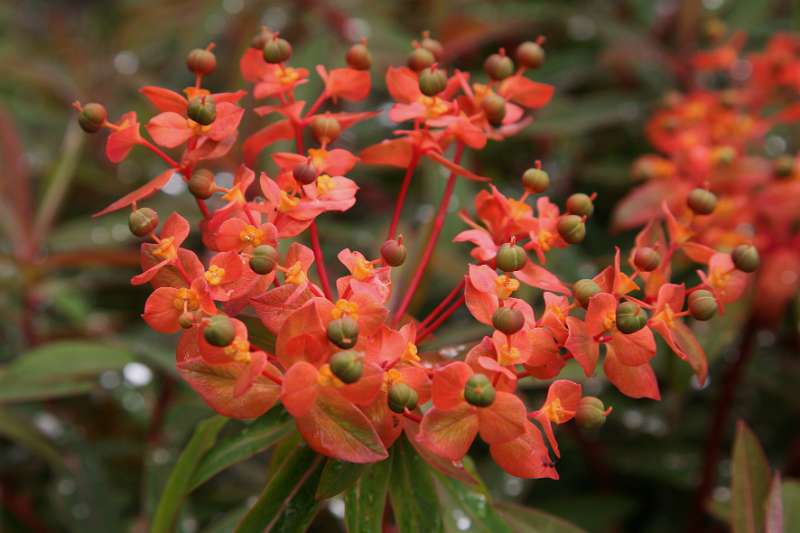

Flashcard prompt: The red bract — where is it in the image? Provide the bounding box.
[76,32,754,480]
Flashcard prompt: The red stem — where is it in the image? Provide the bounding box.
[418,278,465,329]
[393,144,464,325]
[310,221,333,299]
[387,151,421,241]
[416,294,465,343]
[139,139,179,168]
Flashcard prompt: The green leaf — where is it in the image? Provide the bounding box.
[782,479,800,532]
[494,502,588,533]
[344,457,393,533]
[0,380,95,403]
[436,472,511,533]
[388,436,442,533]
[239,315,277,353]
[731,420,772,533]
[316,459,367,500]
[235,444,325,533]
[189,408,293,491]
[151,416,228,533]
[0,408,63,470]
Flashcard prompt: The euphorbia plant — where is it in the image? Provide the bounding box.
[74,29,755,531]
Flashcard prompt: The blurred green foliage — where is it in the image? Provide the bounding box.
[0,0,799,531]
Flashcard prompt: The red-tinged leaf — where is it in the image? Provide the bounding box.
[495,501,587,533]
[94,168,177,217]
[344,456,393,533]
[612,180,682,231]
[139,86,186,114]
[603,345,660,400]
[682,242,716,264]
[515,261,570,293]
[359,138,415,167]
[177,358,281,419]
[295,392,388,463]
[242,120,294,167]
[665,320,708,384]
[490,422,558,480]
[402,420,482,488]
[418,404,479,461]
[281,361,319,417]
[426,151,490,181]
[765,474,783,533]
[731,420,772,533]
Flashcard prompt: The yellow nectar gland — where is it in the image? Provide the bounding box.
[278,66,300,86]
[331,299,359,320]
[278,191,300,213]
[317,364,343,388]
[351,256,374,281]
[153,236,177,261]
[284,261,307,285]
[709,265,731,293]
[507,199,532,221]
[420,95,449,119]
[187,118,212,135]
[495,275,519,300]
[316,174,335,196]
[224,338,252,364]
[172,287,199,311]
[653,304,676,329]
[537,229,556,253]
[204,265,226,286]
[308,148,328,170]
[543,397,571,424]
[239,224,264,247]
[402,342,420,364]
[382,368,404,392]
[602,311,616,332]
[546,302,565,324]
[184,87,211,100]
[223,186,246,205]
[498,344,521,366]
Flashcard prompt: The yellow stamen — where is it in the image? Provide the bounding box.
[172,287,199,311]
[402,342,420,364]
[223,187,245,205]
[285,261,307,285]
[278,191,300,213]
[543,397,570,424]
[351,256,374,281]
[239,224,264,247]
[186,118,213,135]
[316,174,335,196]
[317,364,342,387]
[382,368,404,392]
[508,199,532,220]
[497,344,521,366]
[224,338,251,363]
[331,299,359,320]
[204,265,226,286]
[308,148,328,170]
[495,275,520,300]
[153,236,177,261]
[278,67,300,85]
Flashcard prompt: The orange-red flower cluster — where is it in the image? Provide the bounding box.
[614,33,799,322]
[75,31,754,480]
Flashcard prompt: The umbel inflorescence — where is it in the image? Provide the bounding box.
[74,30,758,479]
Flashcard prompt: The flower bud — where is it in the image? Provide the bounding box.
[381,239,407,267]
[731,244,759,273]
[688,289,717,321]
[687,188,717,215]
[292,162,318,185]
[496,243,527,272]
[516,41,545,69]
[327,316,359,349]
[566,193,594,217]
[575,397,608,429]
[420,32,444,60]
[128,208,159,237]
[204,315,235,347]
[329,350,363,384]
[310,115,341,144]
[388,382,419,413]
[407,47,435,72]
[522,167,549,193]
[615,301,647,334]
[186,48,216,75]
[346,43,372,70]
[78,103,107,133]
[774,155,795,178]
[492,307,525,335]
[249,245,279,275]
[187,97,216,126]
[178,312,195,329]
[557,215,586,244]
[633,247,661,272]
[464,373,495,407]
[418,67,447,96]
[188,168,216,199]
[481,93,506,127]
[573,279,601,307]
[263,37,292,64]
[484,52,514,81]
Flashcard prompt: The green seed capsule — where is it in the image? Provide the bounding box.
[573,279,601,307]
[615,301,647,334]
[189,168,216,199]
[204,315,236,347]
[484,53,514,81]
[496,243,527,272]
[292,162,318,185]
[128,207,159,237]
[731,244,759,273]
[492,307,525,335]
[310,115,341,144]
[418,67,447,96]
[186,48,216,75]
[327,316,359,349]
[557,215,586,244]
[388,382,418,413]
[481,93,506,127]
[263,37,292,64]
[633,247,661,272]
[187,97,216,126]
[381,239,407,267]
[516,41,545,69]
[78,102,107,133]
[329,350,363,384]
[249,245,279,275]
[688,289,717,321]
[687,188,717,215]
[575,396,608,429]
[566,193,594,217]
[178,312,195,330]
[346,43,372,70]
[522,167,549,193]
[407,47,435,72]
[464,373,496,407]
